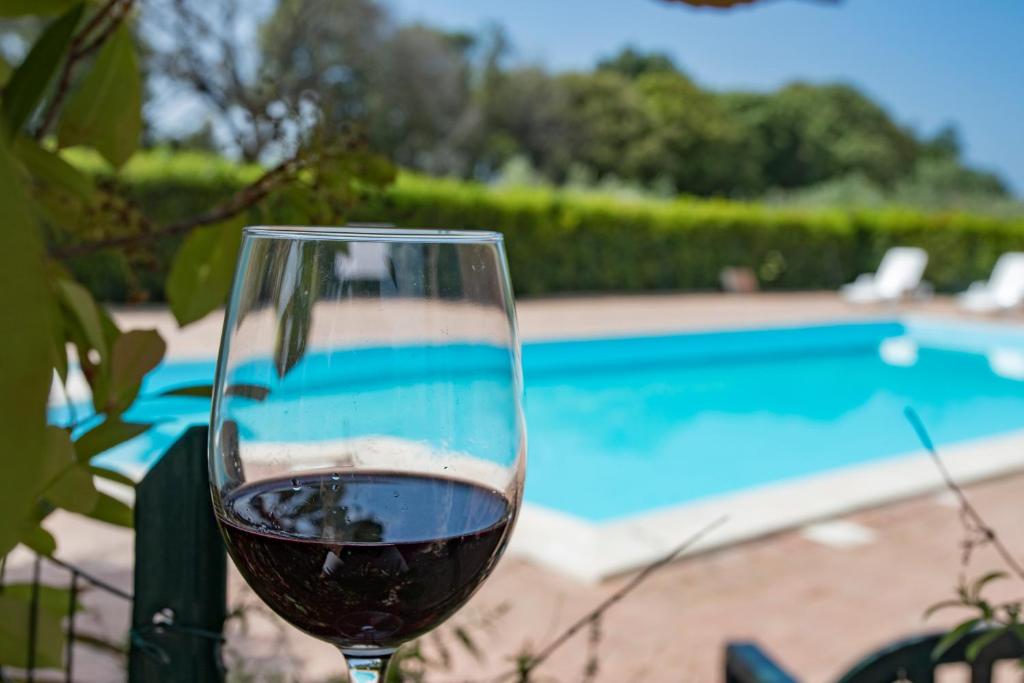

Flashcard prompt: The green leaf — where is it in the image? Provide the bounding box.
[19,523,57,556]
[15,135,94,201]
[1,3,83,137]
[0,56,12,87]
[0,0,80,17]
[74,417,149,462]
[3,583,81,616]
[86,491,133,527]
[104,329,165,414]
[965,628,1007,662]
[57,23,141,168]
[225,383,271,401]
[162,383,271,401]
[49,286,69,384]
[45,462,99,514]
[932,618,980,661]
[0,593,65,669]
[274,242,320,377]
[56,278,107,361]
[970,571,1008,599]
[72,632,127,657]
[0,138,54,556]
[923,599,967,620]
[166,217,245,326]
[161,384,213,398]
[453,626,483,662]
[39,425,76,485]
[89,464,136,487]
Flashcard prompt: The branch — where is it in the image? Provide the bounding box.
[35,0,135,140]
[494,515,728,683]
[52,151,308,258]
[904,407,1024,582]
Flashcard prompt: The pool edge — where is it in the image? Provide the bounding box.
[508,428,1024,583]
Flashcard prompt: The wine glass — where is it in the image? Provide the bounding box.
[209,227,526,682]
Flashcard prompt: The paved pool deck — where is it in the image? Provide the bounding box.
[106,290,973,357]
[15,292,1024,681]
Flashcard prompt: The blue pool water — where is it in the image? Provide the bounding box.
[56,318,1024,522]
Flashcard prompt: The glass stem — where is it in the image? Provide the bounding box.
[344,653,393,683]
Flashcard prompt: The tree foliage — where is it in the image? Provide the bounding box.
[146,0,1007,200]
[0,0,392,671]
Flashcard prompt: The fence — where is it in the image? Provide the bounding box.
[2,426,226,683]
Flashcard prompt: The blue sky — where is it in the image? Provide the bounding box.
[390,0,1024,194]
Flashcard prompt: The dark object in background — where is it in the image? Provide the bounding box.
[725,628,1024,683]
[720,267,759,293]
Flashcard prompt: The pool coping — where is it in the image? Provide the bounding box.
[66,312,1024,583]
[507,428,1024,583]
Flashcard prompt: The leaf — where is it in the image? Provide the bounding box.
[970,571,1008,600]
[44,462,99,514]
[49,287,69,384]
[924,599,968,620]
[0,56,12,87]
[0,593,65,669]
[3,583,81,616]
[39,425,76,485]
[85,491,133,528]
[15,135,94,201]
[1,3,83,137]
[104,329,165,414]
[72,632,127,657]
[19,524,56,556]
[225,383,271,401]
[965,628,1007,662]
[167,383,271,401]
[56,278,107,361]
[74,417,149,462]
[932,618,980,661]
[89,464,136,487]
[453,626,483,662]
[166,217,245,326]
[161,384,213,398]
[0,0,80,17]
[0,138,54,556]
[273,242,320,377]
[57,23,141,168]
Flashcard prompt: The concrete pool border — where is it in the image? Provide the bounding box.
[508,428,1024,582]
[77,307,1024,583]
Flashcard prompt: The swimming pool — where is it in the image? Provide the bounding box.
[55,317,1024,525]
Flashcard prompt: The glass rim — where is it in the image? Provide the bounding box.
[243,225,504,244]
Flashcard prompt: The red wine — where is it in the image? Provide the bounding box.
[218,471,513,651]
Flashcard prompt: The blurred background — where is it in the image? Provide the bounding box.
[4,1,1024,681]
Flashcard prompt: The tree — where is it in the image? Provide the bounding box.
[366,24,479,176]
[597,46,679,79]
[259,0,388,134]
[628,70,751,195]
[142,0,307,162]
[0,1,393,671]
[558,70,649,182]
[479,67,575,180]
[721,83,921,192]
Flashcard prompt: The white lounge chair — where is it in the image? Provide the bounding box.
[957,252,1024,313]
[335,241,392,281]
[841,247,929,304]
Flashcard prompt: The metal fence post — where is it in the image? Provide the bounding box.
[128,425,226,682]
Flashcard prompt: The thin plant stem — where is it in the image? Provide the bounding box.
[36,0,135,139]
[495,514,728,682]
[905,407,1024,581]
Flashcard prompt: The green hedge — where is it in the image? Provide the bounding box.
[66,150,1024,301]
